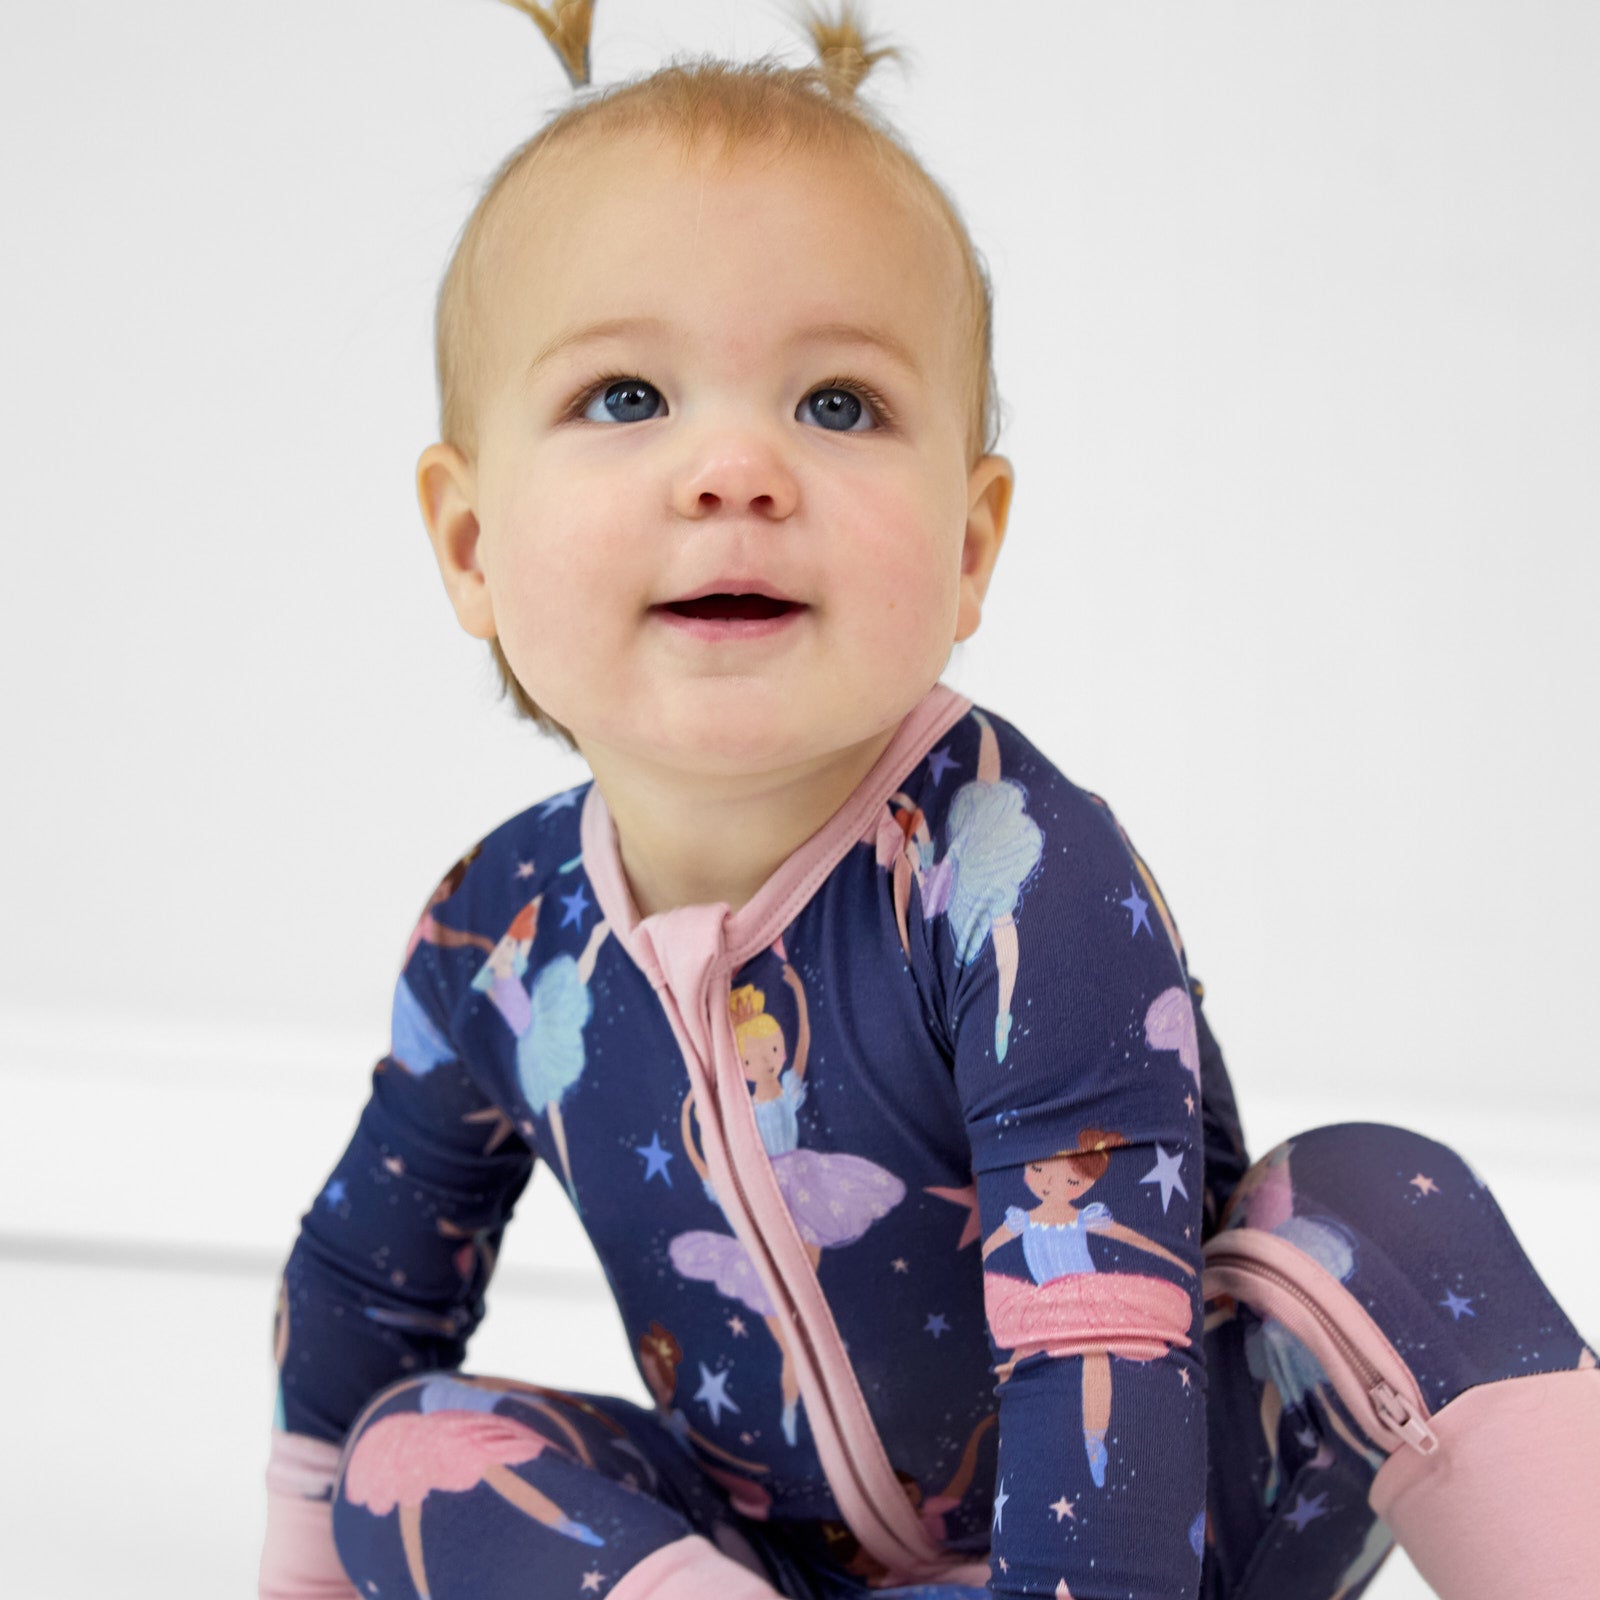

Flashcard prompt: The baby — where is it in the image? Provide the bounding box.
[260,8,1600,1600]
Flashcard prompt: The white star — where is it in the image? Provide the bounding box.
[891,1258,909,1273]
[992,1477,1009,1531]
[1140,1144,1189,1212]
[727,1315,747,1337]
[580,1572,604,1592]
[1049,1494,1076,1521]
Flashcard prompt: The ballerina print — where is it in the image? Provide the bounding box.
[339,1373,608,1600]
[668,944,906,1445]
[1206,1142,1382,1504]
[980,1129,1195,1488]
[635,1320,773,1518]
[471,894,609,1203]
[877,710,1042,1061]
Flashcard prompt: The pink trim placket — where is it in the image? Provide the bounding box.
[581,682,990,1587]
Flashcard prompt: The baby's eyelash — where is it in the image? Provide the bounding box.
[818,374,897,428]
[563,370,641,422]
[562,372,897,427]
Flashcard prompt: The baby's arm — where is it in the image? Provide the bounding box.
[927,743,1206,1597]
[261,862,537,1597]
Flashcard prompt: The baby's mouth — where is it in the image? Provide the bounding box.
[661,594,800,620]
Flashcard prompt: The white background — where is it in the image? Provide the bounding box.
[2,3,1595,1597]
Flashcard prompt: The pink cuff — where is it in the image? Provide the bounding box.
[259,1430,360,1600]
[609,1534,784,1600]
[1370,1368,1600,1599]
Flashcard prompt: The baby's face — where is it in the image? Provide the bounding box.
[423,133,1011,781]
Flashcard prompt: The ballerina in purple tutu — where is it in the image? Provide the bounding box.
[669,949,906,1445]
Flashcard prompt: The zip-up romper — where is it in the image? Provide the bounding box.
[269,684,1599,1600]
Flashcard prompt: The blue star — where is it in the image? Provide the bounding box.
[1283,1491,1329,1533]
[991,1476,1009,1531]
[1440,1290,1476,1321]
[1140,1145,1189,1213]
[926,745,958,785]
[925,1312,950,1338]
[560,884,591,930]
[694,1362,739,1425]
[635,1132,674,1186]
[320,1178,347,1207]
[1121,881,1152,937]
[539,788,582,817]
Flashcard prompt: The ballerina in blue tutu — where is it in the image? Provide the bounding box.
[472,894,610,1204]
[879,710,1043,1061]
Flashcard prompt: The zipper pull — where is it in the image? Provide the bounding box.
[1371,1379,1439,1456]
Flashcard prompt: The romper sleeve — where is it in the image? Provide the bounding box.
[261,850,539,1597]
[927,730,1207,1599]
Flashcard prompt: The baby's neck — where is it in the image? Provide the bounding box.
[584,729,899,919]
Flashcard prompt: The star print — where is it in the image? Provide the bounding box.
[694,1363,739,1424]
[1440,1290,1476,1320]
[1283,1491,1329,1533]
[997,1557,1008,1574]
[925,1183,982,1248]
[1140,1145,1189,1212]
[992,1477,1009,1530]
[463,1105,516,1154]
[1049,1494,1076,1521]
[1179,1369,1191,1389]
[927,745,958,784]
[891,1258,909,1273]
[560,885,591,930]
[1055,1582,1075,1600]
[539,789,581,816]
[727,1316,748,1337]
[635,1133,674,1185]
[925,1312,950,1338]
[580,1573,604,1593]
[1410,1174,1439,1196]
[1121,881,1153,938]
[321,1179,347,1207]
[514,859,537,879]
[740,1431,754,1444]
[1184,1093,1196,1115]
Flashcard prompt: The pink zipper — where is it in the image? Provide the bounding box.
[1203,1229,1439,1458]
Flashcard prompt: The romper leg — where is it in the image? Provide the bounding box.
[329,1372,789,1600]
[1200,1122,1599,1600]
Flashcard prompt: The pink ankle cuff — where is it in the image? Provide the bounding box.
[1370,1368,1600,1599]
[609,1535,784,1600]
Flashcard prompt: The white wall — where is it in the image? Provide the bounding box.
[4,0,1597,1139]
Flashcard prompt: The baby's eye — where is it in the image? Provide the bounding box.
[580,378,665,424]
[799,382,885,433]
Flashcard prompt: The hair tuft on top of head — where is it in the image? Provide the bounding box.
[795,0,901,101]
[493,0,596,88]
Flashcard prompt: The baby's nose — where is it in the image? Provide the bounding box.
[674,433,799,521]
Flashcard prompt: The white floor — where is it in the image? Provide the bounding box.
[2,1041,1594,1599]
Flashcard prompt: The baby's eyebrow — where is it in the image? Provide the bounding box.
[524,314,923,384]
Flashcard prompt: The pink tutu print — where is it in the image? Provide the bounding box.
[342,1409,557,1514]
[769,1149,905,1247]
[983,1269,1193,1363]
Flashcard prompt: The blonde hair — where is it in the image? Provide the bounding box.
[729,983,783,1051]
[439,3,1002,748]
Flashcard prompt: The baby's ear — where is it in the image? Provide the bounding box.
[417,442,496,641]
[954,454,1015,642]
